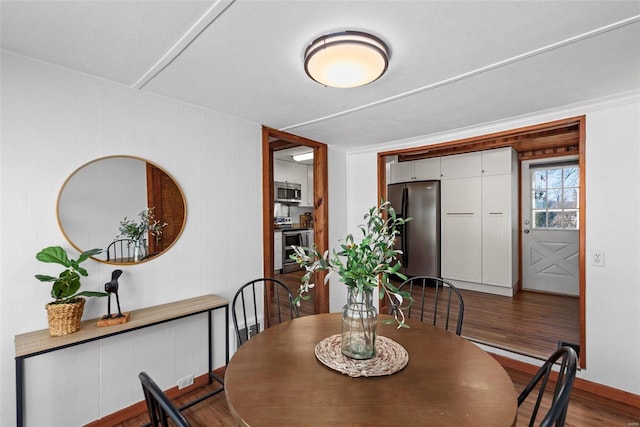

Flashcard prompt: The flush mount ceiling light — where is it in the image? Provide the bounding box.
[293,152,314,162]
[304,31,389,88]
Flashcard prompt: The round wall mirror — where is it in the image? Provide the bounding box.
[57,156,187,264]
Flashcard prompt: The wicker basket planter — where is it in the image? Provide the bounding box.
[45,298,85,336]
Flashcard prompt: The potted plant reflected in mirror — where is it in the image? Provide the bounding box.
[118,207,167,262]
[35,246,108,336]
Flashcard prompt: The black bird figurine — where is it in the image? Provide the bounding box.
[102,269,124,319]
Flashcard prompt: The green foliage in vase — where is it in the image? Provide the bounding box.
[35,246,108,304]
[290,201,413,327]
[118,207,167,242]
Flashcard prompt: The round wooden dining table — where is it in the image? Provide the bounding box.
[225,313,517,426]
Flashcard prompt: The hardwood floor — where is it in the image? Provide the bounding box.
[116,368,640,427]
[274,270,315,317]
[277,270,580,361]
[458,288,580,360]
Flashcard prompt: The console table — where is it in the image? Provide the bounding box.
[15,294,229,427]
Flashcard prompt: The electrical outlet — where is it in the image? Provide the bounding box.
[237,324,260,347]
[591,250,605,267]
[177,374,194,390]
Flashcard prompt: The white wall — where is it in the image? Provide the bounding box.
[327,146,348,312]
[344,93,640,395]
[0,54,264,426]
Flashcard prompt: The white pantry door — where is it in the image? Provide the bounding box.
[521,159,579,295]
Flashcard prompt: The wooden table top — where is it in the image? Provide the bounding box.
[15,294,228,358]
[225,313,517,426]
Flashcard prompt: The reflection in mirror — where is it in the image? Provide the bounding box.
[57,156,186,264]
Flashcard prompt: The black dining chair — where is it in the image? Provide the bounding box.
[518,346,578,427]
[390,276,465,335]
[138,371,191,427]
[106,238,147,262]
[232,278,300,347]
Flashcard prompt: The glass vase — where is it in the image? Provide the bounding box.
[133,239,144,262]
[341,287,377,360]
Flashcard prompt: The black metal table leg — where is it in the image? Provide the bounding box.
[16,357,24,427]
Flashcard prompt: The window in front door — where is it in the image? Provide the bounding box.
[531,164,580,230]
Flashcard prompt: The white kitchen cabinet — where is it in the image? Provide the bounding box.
[441,148,517,295]
[482,174,514,286]
[481,148,518,288]
[441,177,482,283]
[481,147,513,176]
[274,231,283,271]
[389,157,441,183]
[440,152,481,179]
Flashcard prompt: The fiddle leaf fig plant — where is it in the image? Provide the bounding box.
[35,246,108,304]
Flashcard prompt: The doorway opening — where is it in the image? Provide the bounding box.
[377,116,586,367]
[262,126,329,321]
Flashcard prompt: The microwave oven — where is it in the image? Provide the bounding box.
[274,181,302,203]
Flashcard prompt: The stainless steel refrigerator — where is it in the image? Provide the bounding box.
[387,180,440,277]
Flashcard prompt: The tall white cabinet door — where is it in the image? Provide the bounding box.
[441,178,482,283]
[481,174,512,286]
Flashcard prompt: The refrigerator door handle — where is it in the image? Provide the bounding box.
[401,187,408,267]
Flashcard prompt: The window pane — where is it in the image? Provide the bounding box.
[563,188,578,208]
[563,211,578,229]
[530,163,579,230]
[547,168,563,189]
[533,170,546,190]
[533,190,547,209]
[547,211,563,228]
[547,188,561,209]
[534,211,547,228]
[563,167,579,187]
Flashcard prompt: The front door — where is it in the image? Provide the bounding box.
[521,159,579,295]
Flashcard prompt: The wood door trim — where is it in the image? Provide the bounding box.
[377,115,586,368]
[262,126,329,316]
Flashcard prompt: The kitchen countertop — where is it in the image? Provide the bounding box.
[274,225,313,231]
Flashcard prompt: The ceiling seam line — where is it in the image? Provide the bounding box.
[133,0,236,89]
[281,14,640,132]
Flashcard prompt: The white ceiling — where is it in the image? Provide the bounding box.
[2,1,639,149]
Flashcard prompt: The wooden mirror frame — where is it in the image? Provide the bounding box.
[57,155,187,265]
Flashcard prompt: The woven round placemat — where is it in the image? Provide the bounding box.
[314,334,408,377]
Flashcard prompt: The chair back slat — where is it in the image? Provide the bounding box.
[518,346,578,427]
[390,276,464,336]
[139,371,191,427]
[232,278,300,347]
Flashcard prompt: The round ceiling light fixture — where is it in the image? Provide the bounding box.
[304,31,389,89]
